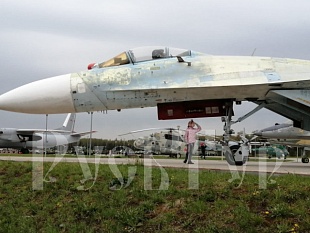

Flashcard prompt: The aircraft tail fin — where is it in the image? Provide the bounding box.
[56,113,76,132]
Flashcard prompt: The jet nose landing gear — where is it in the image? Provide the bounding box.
[224,143,249,166]
[222,101,249,166]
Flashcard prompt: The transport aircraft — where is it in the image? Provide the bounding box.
[0,114,94,154]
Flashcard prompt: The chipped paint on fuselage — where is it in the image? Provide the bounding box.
[70,51,310,112]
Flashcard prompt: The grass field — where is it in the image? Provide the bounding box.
[0,160,309,232]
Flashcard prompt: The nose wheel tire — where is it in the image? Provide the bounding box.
[225,145,246,166]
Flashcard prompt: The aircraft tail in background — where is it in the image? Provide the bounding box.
[56,113,76,132]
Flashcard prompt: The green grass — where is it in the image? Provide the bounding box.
[0,161,309,232]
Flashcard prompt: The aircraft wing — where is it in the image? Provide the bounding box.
[257,123,293,133]
[16,129,72,135]
[70,131,97,137]
[268,138,310,147]
[16,129,96,140]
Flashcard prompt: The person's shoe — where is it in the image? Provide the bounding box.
[188,162,194,164]
[183,160,187,163]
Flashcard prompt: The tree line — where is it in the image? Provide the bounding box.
[76,138,135,152]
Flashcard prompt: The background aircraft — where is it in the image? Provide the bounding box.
[253,122,310,139]
[120,128,186,157]
[0,113,94,154]
[251,144,289,159]
[120,127,222,157]
[254,123,310,163]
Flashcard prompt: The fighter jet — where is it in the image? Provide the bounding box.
[1,46,310,165]
[0,113,94,154]
[254,122,310,163]
[253,122,310,139]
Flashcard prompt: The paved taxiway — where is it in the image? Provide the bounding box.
[0,156,309,176]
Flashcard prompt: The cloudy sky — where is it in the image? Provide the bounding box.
[0,0,309,140]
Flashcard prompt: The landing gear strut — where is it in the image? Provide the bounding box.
[301,147,310,163]
[222,101,249,166]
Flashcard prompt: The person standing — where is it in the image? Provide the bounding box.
[184,120,201,164]
[200,142,206,159]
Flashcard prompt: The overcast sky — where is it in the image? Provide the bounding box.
[1,0,310,140]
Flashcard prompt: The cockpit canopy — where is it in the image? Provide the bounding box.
[96,46,191,69]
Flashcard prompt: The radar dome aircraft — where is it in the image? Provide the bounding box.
[1,46,310,165]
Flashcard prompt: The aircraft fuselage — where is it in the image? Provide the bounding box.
[0,132,79,150]
[1,47,310,115]
[70,55,310,113]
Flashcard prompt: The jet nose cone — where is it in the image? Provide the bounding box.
[0,74,75,114]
